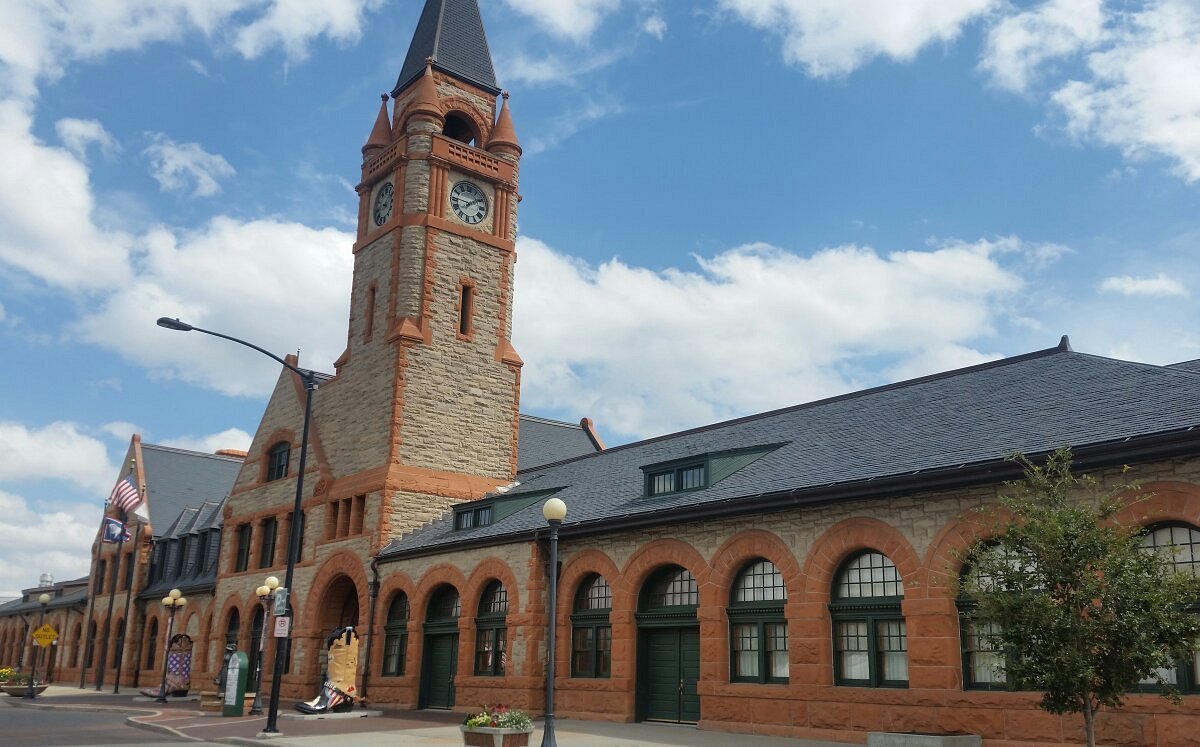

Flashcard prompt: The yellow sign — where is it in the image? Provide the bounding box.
[32,624,58,647]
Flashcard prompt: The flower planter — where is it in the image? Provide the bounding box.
[459,725,534,747]
[2,684,47,696]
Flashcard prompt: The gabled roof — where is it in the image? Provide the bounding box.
[1169,358,1200,374]
[517,415,602,471]
[392,0,500,96]
[381,340,1200,558]
[142,444,241,539]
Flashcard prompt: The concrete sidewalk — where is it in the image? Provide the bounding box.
[10,686,854,747]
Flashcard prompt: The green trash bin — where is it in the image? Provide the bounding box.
[222,651,249,717]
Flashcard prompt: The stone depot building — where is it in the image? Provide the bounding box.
[4,2,1200,745]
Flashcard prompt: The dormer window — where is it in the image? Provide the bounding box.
[641,444,784,498]
[454,504,493,530]
[646,463,706,496]
[267,442,290,481]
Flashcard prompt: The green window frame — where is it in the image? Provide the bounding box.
[571,574,612,678]
[454,504,494,530]
[382,592,409,677]
[474,581,507,676]
[645,463,706,497]
[830,551,907,688]
[728,559,788,684]
[1137,523,1200,694]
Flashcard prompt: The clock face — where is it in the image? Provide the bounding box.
[372,182,394,226]
[450,180,488,225]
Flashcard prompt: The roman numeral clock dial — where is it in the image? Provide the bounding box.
[450,180,488,225]
[373,182,394,226]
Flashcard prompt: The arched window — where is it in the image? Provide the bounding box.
[85,621,97,669]
[641,566,698,610]
[225,609,240,649]
[1139,523,1200,692]
[266,442,291,481]
[957,543,1019,690]
[70,623,82,668]
[571,574,611,678]
[474,581,507,676]
[249,606,265,690]
[729,559,788,684]
[443,112,478,146]
[144,618,158,669]
[382,592,409,677]
[830,551,906,687]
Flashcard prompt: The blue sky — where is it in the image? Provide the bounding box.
[0,0,1197,596]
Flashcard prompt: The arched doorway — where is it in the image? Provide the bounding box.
[636,565,700,723]
[318,576,360,631]
[419,585,460,709]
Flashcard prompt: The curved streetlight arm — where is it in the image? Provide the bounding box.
[156,318,314,384]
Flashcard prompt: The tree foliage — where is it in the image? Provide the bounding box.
[958,448,1200,747]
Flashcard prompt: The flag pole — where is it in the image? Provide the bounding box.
[112,515,142,694]
[94,505,126,691]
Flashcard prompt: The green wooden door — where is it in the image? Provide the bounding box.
[420,633,457,709]
[640,627,700,723]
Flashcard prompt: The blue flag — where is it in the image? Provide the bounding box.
[101,516,131,544]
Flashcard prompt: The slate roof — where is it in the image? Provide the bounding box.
[1169,359,1200,374]
[392,0,500,97]
[0,579,89,615]
[142,444,241,539]
[380,340,1200,558]
[518,415,601,471]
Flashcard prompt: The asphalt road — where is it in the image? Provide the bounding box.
[0,699,219,746]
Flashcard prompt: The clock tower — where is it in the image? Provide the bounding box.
[328,0,523,536]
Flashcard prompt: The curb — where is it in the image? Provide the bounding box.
[8,699,158,717]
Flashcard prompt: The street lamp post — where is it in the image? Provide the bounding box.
[155,589,186,704]
[541,498,567,747]
[24,593,51,700]
[250,576,280,716]
[156,317,316,735]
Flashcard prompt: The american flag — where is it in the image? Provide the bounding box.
[107,474,140,512]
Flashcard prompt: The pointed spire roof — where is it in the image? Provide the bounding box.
[487,91,521,156]
[363,94,392,153]
[393,0,500,97]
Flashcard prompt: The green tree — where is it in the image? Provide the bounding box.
[959,448,1200,747]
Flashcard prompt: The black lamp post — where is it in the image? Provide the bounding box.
[541,497,566,747]
[250,576,279,716]
[156,317,315,734]
[155,589,186,703]
[24,593,51,700]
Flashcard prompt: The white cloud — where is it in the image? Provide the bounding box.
[1049,0,1200,182]
[1099,273,1188,297]
[73,217,352,398]
[143,134,236,198]
[719,0,997,77]
[502,0,621,41]
[513,235,1023,439]
[0,421,115,494]
[0,1,382,100]
[0,100,134,290]
[55,117,120,160]
[643,15,667,39]
[0,489,100,597]
[101,421,141,442]
[161,427,253,454]
[527,99,624,154]
[233,0,385,60]
[980,0,1106,93]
